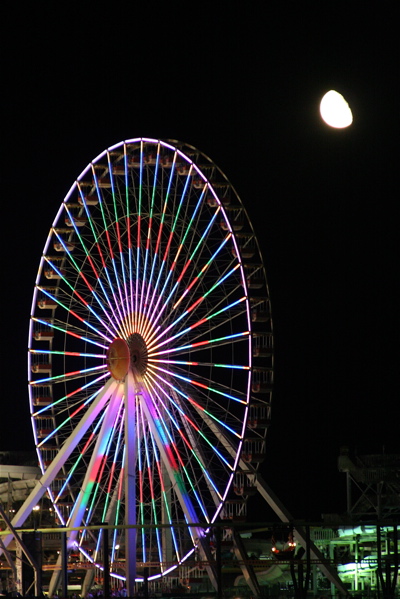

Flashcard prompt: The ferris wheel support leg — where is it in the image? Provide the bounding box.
[47,382,122,597]
[0,378,118,556]
[65,383,123,546]
[124,370,137,597]
[249,469,349,596]
[81,568,96,599]
[231,527,262,598]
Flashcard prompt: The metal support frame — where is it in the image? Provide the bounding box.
[377,524,399,599]
[338,449,400,520]
[290,525,311,599]
[248,467,349,596]
[103,523,110,599]
[231,526,262,598]
[0,505,42,596]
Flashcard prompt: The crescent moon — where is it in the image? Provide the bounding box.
[320,90,353,128]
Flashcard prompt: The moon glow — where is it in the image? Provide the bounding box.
[320,90,353,128]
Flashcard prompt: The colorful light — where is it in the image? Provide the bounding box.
[27,138,268,584]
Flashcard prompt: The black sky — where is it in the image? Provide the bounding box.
[1,3,398,520]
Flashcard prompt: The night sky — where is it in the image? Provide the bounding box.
[1,4,397,521]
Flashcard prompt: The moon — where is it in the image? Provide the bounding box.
[320,90,353,128]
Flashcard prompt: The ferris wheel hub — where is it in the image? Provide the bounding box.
[106,338,130,380]
[106,334,148,380]
[127,332,148,377]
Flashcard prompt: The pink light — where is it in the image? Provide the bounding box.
[68,402,87,420]
[115,220,123,254]
[146,217,153,250]
[186,295,204,314]
[87,254,100,279]
[155,222,163,255]
[191,339,210,348]
[190,317,207,329]
[164,230,174,259]
[105,229,114,260]
[80,271,94,291]
[96,243,107,268]
[73,288,89,307]
[126,216,131,249]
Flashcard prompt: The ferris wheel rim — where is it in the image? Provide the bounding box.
[28,138,273,583]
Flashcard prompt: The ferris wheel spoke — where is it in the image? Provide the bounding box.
[142,156,186,324]
[136,412,146,562]
[30,349,105,359]
[138,405,163,564]
[85,431,123,551]
[109,157,131,326]
[145,372,236,476]
[144,203,222,340]
[35,379,112,449]
[53,225,104,295]
[106,150,133,333]
[150,329,250,358]
[133,141,145,326]
[94,265,130,338]
[148,423,183,566]
[42,256,117,341]
[147,262,242,353]
[109,254,130,332]
[100,265,131,338]
[41,322,105,348]
[171,226,231,313]
[149,363,249,418]
[147,367,245,439]
[88,401,125,533]
[142,182,208,339]
[31,372,110,420]
[149,402,228,507]
[139,382,209,525]
[171,236,233,313]
[139,161,185,332]
[31,364,107,386]
[148,363,245,410]
[74,188,129,334]
[136,397,180,566]
[35,390,102,449]
[36,286,115,341]
[53,408,109,507]
[169,389,225,506]
[137,148,161,333]
[148,295,247,355]
[149,358,249,371]
[61,204,125,328]
[119,144,134,321]
[190,399,246,469]
[110,465,125,563]
[90,168,131,329]
[159,302,249,356]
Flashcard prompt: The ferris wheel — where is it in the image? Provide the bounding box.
[26,138,273,589]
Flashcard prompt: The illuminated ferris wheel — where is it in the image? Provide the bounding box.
[27,138,273,588]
